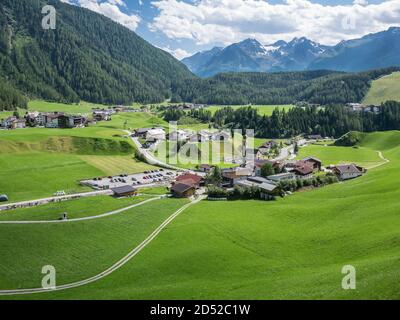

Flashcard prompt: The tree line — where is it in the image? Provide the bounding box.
[190,101,400,139]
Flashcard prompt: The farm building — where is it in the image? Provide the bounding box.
[222,167,253,186]
[171,182,196,198]
[292,164,314,180]
[302,157,322,171]
[111,186,138,197]
[332,164,364,181]
[267,172,296,182]
[175,173,204,188]
[235,179,281,196]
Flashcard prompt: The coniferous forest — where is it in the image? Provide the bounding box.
[192,101,400,139]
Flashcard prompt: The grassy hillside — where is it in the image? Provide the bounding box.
[0,124,157,202]
[0,195,151,222]
[297,141,384,169]
[363,72,400,105]
[0,198,188,290]
[1,131,399,299]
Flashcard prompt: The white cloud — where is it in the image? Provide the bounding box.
[62,0,141,31]
[150,0,400,45]
[353,0,368,6]
[160,46,192,60]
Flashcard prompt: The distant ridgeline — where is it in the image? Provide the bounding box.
[171,67,400,105]
[186,101,400,139]
[0,0,194,110]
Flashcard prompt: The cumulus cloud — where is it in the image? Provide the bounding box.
[150,0,400,45]
[61,0,141,31]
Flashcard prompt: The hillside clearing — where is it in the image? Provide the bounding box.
[363,72,400,105]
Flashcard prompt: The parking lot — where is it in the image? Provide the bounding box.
[80,169,180,191]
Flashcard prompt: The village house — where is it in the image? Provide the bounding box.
[1,116,26,129]
[306,134,323,140]
[171,182,196,198]
[222,167,253,187]
[175,173,204,188]
[189,130,211,142]
[332,164,365,181]
[346,103,365,112]
[133,128,151,139]
[146,128,166,141]
[302,157,322,171]
[212,131,231,141]
[168,130,190,141]
[171,173,204,198]
[292,164,314,180]
[198,164,214,173]
[92,109,112,121]
[34,112,87,128]
[254,159,282,176]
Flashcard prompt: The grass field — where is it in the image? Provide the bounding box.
[363,72,400,105]
[297,142,385,169]
[78,155,156,176]
[0,198,188,290]
[0,125,151,202]
[0,195,152,222]
[27,100,103,114]
[1,131,399,299]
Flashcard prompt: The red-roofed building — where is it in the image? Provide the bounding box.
[175,173,204,188]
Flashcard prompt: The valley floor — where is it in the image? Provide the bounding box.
[0,131,399,299]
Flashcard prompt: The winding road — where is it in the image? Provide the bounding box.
[127,131,182,171]
[0,196,205,296]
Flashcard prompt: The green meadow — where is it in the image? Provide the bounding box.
[0,125,155,202]
[297,142,384,169]
[0,198,188,290]
[363,72,400,105]
[0,131,399,299]
[0,195,152,222]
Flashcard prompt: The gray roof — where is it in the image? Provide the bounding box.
[335,164,362,174]
[303,156,322,163]
[247,176,270,184]
[111,185,137,194]
[259,182,279,192]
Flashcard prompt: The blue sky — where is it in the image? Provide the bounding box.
[62,0,399,59]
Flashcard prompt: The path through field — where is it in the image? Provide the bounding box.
[0,196,205,296]
[0,197,163,224]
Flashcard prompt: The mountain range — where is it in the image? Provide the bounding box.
[182,27,400,77]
